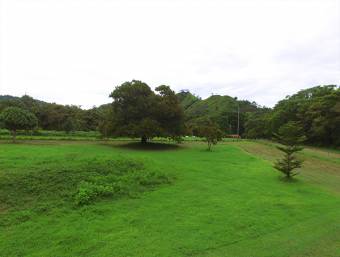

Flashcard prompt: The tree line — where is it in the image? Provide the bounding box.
[244,85,340,147]
[0,82,339,147]
[0,95,107,133]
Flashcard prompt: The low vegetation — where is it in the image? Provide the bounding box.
[0,141,339,256]
[74,158,171,205]
[0,155,171,226]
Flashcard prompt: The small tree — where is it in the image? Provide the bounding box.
[0,107,38,142]
[273,122,306,179]
[63,117,76,134]
[195,120,223,151]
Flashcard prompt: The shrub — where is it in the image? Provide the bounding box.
[0,158,172,212]
[74,181,113,205]
[74,158,171,206]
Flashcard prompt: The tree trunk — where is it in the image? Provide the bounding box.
[12,129,16,143]
[141,136,147,144]
[208,141,212,151]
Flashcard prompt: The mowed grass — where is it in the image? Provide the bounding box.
[0,141,340,257]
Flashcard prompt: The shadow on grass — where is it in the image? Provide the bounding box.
[278,176,301,184]
[106,142,182,151]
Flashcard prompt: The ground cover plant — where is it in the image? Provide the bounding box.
[0,140,339,257]
[0,152,171,227]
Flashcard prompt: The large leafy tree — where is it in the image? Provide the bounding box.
[108,80,184,143]
[154,85,185,141]
[0,107,38,142]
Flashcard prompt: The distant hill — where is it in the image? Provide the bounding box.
[0,95,20,101]
[176,91,260,134]
[176,90,201,110]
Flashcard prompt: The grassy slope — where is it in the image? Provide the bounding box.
[0,141,339,257]
[184,95,236,121]
[234,140,340,195]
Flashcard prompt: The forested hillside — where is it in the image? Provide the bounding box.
[0,95,109,132]
[177,90,260,135]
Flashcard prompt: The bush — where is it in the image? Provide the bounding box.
[74,181,113,205]
[74,159,171,206]
[0,158,172,213]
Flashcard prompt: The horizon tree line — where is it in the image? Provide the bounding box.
[0,82,338,147]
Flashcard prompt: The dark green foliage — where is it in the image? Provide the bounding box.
[63,117,76,134]
[0,107,38,142]
[0,94,103,132]
[108,80,184,143]
[273,122,305,179]
[247,85,340,146]
[1,85,338,147]
[194,119,223,151]
[97,105,115,139]
[244,108,272,139]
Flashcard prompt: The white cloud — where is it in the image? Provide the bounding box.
[0,0,339,108]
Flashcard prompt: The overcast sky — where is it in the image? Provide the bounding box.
[0,0,339,108]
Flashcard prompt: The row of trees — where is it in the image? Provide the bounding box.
[0,95,106,133]
[0,83,338,148]
[0,81,222,149]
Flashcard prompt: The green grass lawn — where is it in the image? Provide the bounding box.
[0,141,339,257]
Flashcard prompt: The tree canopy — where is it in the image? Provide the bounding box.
[0,107,38,142]
[243,85,340,147]
[108,80,184,143]
[193,119,223,151]
[0,94,107,133]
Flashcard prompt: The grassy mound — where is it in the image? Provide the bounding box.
[74,159,171,205]
[0,157,171,225]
